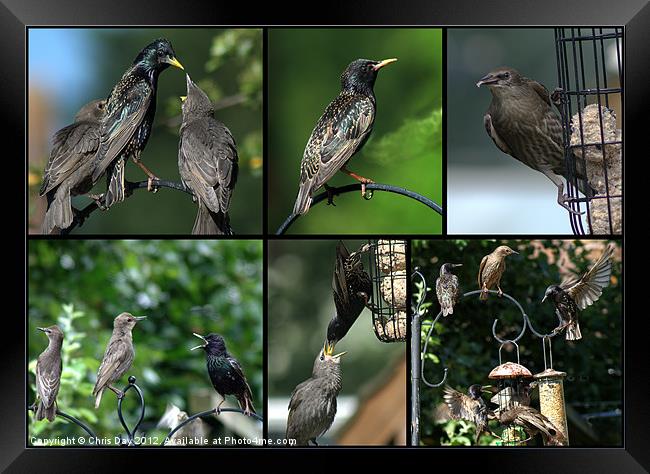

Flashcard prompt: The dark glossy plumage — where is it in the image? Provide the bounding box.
[496,405,567,446]
[35,326,64,421]
[179,74,238,234]
[436,263,462,316]
[443,384,492,444]
[40,99,106,234]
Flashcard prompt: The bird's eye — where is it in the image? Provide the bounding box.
[320,355,325,361]
[504,72,511,79]
[157,50,164,57]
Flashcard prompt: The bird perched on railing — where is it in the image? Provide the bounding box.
[178,74,238,234]
[292,58,397,215]
[92,38,184,208]
[40,100,106,234]
[92,313,146,408]
[34,325,64,421]
[436,263,462,316]
[191,333,256,416]
[542,244,614,340]
[477,67,595,214]
[494,404,567,446]
[443,384,495,444]
[325,241,372,353]
[286,346,346,446]
[478,245,518,300]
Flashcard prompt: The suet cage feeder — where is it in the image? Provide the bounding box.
[555,27,623,235]
[367,239,407,343]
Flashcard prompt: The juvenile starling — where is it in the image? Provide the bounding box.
[286,346,346,446]
[326,241,372,352]
[477,67,595,214]
[158,403,208,446]
[178,74,238,235]
[495,405,567,446]
[292,58,397,215]
[478,245,518,300]
[92,313,146,408]
[191,333,256,416]
[436,263,463,316]
[542,245,614,340]
[443,384,494,444]
[34,325,64,422]
[92,38,184,208]
[40,99,106,234]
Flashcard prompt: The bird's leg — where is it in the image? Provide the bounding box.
[323,183,337,206]
[215,395,225,415]
[481,284,489,300]
[543,170,585,216]
[107,384,125,399]
[497,282,504,297]
[340,166,374,198]
[87,193,108,211]
[131,157,160,193]
[309,438,319,446]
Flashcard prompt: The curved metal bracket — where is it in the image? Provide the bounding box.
[116,376,146,446]
[162,407,264,445]
[27,405,98,440]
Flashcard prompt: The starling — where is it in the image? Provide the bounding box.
[478,245,518,300]
[91,38,184,208]
[542,245,614,340]
[158,403,208,446]
[34,325,64,422]
[477,67,596,214]
[326,241,372,353]
[436,263,463,316]
[178,74,239,235]
[191,333,256,416]
[443,384,494,444]
[495,405,567,446]
[292,58,397,215]
[286,346,346,446]
[39,99,106,234]
[92,313,146,408]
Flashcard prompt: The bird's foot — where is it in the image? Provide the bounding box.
[147,176,160,193]
[550,88,564,106]
[341,167,374,199]
[557,188,584,215]
[323,184,337,206]
[497,288,504,298]
[88,193,107,211]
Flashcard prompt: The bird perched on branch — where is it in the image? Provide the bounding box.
[178,74,238,234]
[326,241,372,353]
[191,333,256,416]
[286,346,346,446]
[443,384,495,444]
[436,263,462,316]
[292,58,397,215]
[542,244,614,340]
[495,404,567,446]
[40,99,106,234]
[478,245,518,300]
[477,67,596,214]
[92,313,146,408]
[92,38,184,208]
[34,325,64,421]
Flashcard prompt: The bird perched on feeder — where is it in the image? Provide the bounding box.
[436,263,463,316]
[443,384,495,444]
[158,403,208,446]
[292,58,397,215]
[92,313,146,408]
[494,404,567,446]
[542,244,614,340]
[326,241,372,353]
[286,346,346,446]
[34,325,64,421]
[477,67,595,214]
[478,245,518,300]
[92,38,184,208]
[40,99,106,234]
[178,74,238,235]
[191,333,256,416]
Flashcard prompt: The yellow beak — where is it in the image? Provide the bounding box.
[180,96,187,102]
[373,58,398,71]
[167,56,185,70]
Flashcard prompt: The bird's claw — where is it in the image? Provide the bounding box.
[497,289,504,297]
[558,196,584,215]
[324,185,337,206]
[88,193,107,211]
[147,177,160,193]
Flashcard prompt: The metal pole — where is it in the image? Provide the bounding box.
[411,310,421,446]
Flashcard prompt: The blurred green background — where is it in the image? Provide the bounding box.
[268,29,442,234]
[28,240,263,445]
[412,239,621,446]
[28,28,262,234]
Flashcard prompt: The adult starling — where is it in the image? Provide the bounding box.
[478,245,518,301]
[191,333,256,416]
[436,263,463,316]
[92,38,184,208]
[286,346,346,446]
[495,405,567,446]
[34,325,64,422]
[178,74,238,235]
[477,67,595,214]
[443,384,494,444]
[542,245,614,340]
[92,313,146,408]
[292,58,397,215]
[39,99,106,234]
[326,241,372,353]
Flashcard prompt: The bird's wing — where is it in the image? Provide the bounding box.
[484,113,513,156]
[93,338,130,394]
[525,78,553,107]
[36,356,61,408]
[227,355,253,398]
[332,241,351,313]
[443,386,480,423]
[287,379,310,412]
[564,245,614,309]
[514,407,555,437]
[478,255,488,287]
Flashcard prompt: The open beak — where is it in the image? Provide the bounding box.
[190,332,207,351]
[324,341,335,356]
[541,295,548,303]
[373,58,398,71]
[180,96,187,102]
[331,351,347,360]
[476,74,498,88]
[37,327,47,332]
[165,56,185,70]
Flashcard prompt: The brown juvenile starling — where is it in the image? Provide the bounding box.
[34,325,64,422]
[495,404,567,446]
[436,263,462,316]
[178,74,238,235]
[92,313,146,408]
[478,245,518,300]
[292,58,397,215]
[39,99,106,234]
[542,244,614,340]
[477,67,595,214]
[443,384,495,444]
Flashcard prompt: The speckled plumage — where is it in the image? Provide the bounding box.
[436,263,462,316]
[443,385,491,444]
[478,245,518,300]
[496,405,567,446]
[35,326,64,422]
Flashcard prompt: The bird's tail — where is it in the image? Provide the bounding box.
[569,153,597,198]
[192,204,232,235]
[566,321,582,341]
[94,388,104,409]
[41,186,73,235]
[35,400,56,422]
[292,184,313,216]
[236,392,256,415]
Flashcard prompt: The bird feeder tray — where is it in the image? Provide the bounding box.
[488,362,533,380]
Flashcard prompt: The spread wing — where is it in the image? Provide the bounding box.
[93,338,131,394]
[443,386,480,423]
[36,357,62,408]
[478,255,488,287]
[563,245,614,309]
